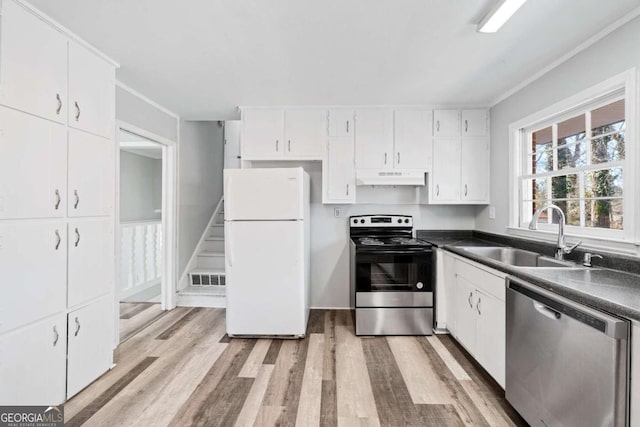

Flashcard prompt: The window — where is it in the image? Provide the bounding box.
[510,69,637,245]
[520,97,625,234]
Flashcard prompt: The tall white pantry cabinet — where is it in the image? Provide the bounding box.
[0,0,117,404]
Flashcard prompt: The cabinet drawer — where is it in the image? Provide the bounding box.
[455,259,505,301]
[0,314,67,405]
[0,222,66,333]
[67,296,113,398]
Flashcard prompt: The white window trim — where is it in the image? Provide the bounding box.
[508,68,639,254]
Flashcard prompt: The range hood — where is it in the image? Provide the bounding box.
[356,170,426,186]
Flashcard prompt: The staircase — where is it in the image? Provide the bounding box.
[177,201,226,307]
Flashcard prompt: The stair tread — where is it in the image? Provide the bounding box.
[190,268,225,275]
[198,251,225,257]
[205,236,224,241]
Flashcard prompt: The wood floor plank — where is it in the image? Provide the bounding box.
[64,357,158,427]
[119,303,166,342]
[119,302,154,319]
[334,310,380,425]
[155,307,203,340]
[219,333,232,343]
[238,339,272,378]
[387,336,453,405]
[323,310,336,382]
[307,309,325,333]
[170,338,256,426]
[80,309,226,426]
[437,335,527,427]
[234,364,274,427]
[417,337,490,426]
[262,339,282,365]
[295,334,325,427]
[426,335,471,381]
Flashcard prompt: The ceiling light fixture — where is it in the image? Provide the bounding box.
[477,0,527,33]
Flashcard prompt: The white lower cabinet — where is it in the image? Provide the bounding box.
[0,222,66,334]
[0,314,67,405]
[68,219,114,307]
[448,255,506,387]
[67,295,113,398]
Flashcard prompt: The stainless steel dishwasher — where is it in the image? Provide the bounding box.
[506,277,630,427]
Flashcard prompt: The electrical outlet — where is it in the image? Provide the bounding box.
[489,206,496,220]
[334,208,342,218]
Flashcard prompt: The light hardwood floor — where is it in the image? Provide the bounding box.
[66,308,526,427]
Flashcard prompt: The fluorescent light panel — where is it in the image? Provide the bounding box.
[478,0,527,33]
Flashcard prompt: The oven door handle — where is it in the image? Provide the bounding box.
[356,249,433,255]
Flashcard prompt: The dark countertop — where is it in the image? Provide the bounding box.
[417,230,640,322]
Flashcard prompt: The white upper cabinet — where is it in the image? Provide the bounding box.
[430,108,489,204]
[393,110,432,170]
[242,109,285,158]
[461,109,488,137]
[284,109,325,158]
[460,138,490,202]
[68,42,115,139]
[0,314,67,405]
[431,139,461,202]
[324,137,355,203]
[0,107,67,219]
[241,109,325,160]
[67,219,114,308]
[68,129,114,217]
[433,110,460,137]
[0,222,66,334]
[328,110,354,137]
[0,0,68,124]
[354,109,394,170]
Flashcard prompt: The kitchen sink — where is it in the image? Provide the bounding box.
[458,246,576,268]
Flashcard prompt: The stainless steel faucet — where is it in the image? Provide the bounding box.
[529,204,581,260]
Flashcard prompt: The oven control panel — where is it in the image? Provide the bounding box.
[350,215,413,227]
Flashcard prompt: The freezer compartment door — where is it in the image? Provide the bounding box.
[224,168,308,220]
[225,220,308,336]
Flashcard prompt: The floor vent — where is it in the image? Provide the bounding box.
[190,273,226,287]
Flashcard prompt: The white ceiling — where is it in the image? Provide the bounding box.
[28,0,640,119]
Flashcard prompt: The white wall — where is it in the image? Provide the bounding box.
[178,120,224,276]
[116,86,178,142]
[119,151,162,222]
[476,15,640,236]
[251,161,476,308]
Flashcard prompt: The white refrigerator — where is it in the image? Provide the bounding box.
[224,167,311,337]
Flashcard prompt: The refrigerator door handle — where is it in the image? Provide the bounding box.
[227,223,233,267]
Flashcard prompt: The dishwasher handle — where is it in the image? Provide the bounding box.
[507,276,629,339]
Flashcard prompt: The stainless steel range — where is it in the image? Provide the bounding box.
[349,215,434,336]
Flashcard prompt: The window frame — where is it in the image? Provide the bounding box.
[508,68,638,251]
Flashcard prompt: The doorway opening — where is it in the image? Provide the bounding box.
[116,123,177,343]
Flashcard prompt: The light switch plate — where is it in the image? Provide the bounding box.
[489,206,496,220]
[334,208,342,218]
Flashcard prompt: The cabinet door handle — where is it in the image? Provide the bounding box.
[56,94,62,115]
[346,120,349,133]
[288,140,291,152]
[436,120,440,132]
[397,152,400,164]
[54,189,61,210]
[464,119,468,133]
[276,140,279,152]
[53,326,59,346]
[346,184,349,196]
[384,153,387,165]
[74,317,81,336]
[74,101,81,121]
[55,229,61,250]
[464,184,468,196]
[74,190,80,209]
[476,297,482,315]
[436,184,440,196]
[75,227,81,247]
[468,292,473,308]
